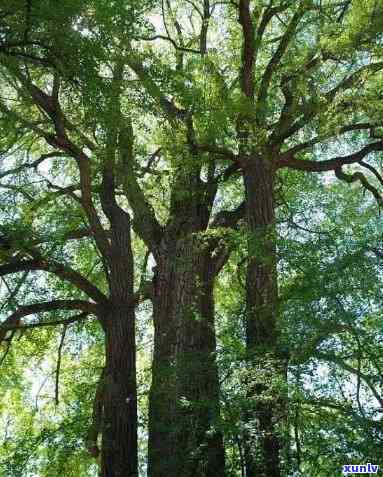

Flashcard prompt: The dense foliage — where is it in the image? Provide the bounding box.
[0,1,382,476]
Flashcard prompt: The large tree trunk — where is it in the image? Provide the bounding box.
[196,249,226,477]
[101,305,138,477]
[148,236,225,477]
[242,157,285,477]
[98,173,138,477]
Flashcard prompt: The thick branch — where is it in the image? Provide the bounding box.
[199,0,211,54]
[359,161,383,186]
[119,122,163,256]
[238,0,255,98]
[211,202,245,228]
[0,312,90,331]
[256,6,305,119]
[71,149,112,258]
[99,66,132,254]
[0,258,108,304]
[0,300,97,343]
[277,141,383,172]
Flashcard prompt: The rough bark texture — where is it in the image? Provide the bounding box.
[147,164,225,477]
[244,158,277,349]
[148,237,225,477]
[197,249,226,477]
[243,157,284,477]
[99,164,138,477]
[101,306,138,477]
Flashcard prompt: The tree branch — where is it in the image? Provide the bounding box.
[87,368,105,458]
[272,62,383,144]
[277,141,383,172]
[55,324,67,405]
[135,34,201,55]
[0,271,28,312]
[256,6,306,120]
[211,202,245,229]
[326,61,383,104]
[280,123,377,157]
[0,152,66,179]
[302,398,382,433]
[0,312,90,331]
[0,332,14,366]
[194,143,239,161]
[335,167,383,207]
[119,120,164,256]
[0,257,108,304]
[5,70,110,257]
[0,301,97,343]
[316,352,383,408]
[126,51,186,122]
[238,0,255,98]
[359,161,383,186]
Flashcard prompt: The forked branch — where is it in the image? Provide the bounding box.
[335,167,383,207]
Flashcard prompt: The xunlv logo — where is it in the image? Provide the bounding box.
[343,463,379,474]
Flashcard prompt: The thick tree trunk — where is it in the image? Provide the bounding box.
[197,250,226,477]
[242,157,285,477]
[98,174,138,477]
[148,237,225,477]
[101,305,138,477]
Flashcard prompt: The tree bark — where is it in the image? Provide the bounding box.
[148,237,225,477]
[101,305,138,477]
[242,156,285,477]
[98,167,138,476]
[145,160,226,477]
[196,249,226,477]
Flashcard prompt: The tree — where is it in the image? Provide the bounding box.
[1,1,382,476]
[1,2,232,475]
[225,2,383,475]
[0,2,147,475]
